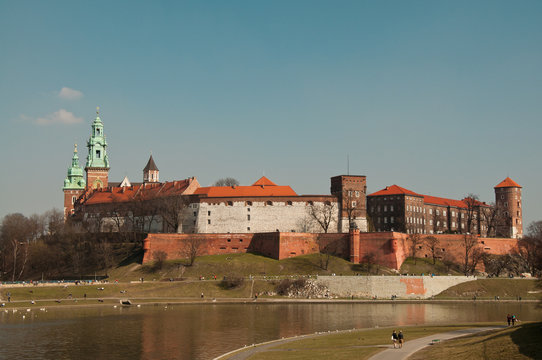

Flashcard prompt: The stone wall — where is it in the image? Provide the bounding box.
[186,198,341,234]
[314,275,476,299]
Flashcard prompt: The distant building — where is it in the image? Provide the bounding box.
[367,180,522,238]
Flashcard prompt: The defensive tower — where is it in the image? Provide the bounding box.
[494,177,523,238]
[143,154,159,183]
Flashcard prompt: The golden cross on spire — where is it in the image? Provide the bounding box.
[96,106,100,115]
[74,143,78,153]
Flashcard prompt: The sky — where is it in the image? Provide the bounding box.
[0,0,541,228]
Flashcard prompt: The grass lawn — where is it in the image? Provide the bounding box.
[107,253,395,282]
[409,322,542,360]
[400,257,463,276]
[0,279,277,307]
[229,324,500,360]
[436,278,542,300]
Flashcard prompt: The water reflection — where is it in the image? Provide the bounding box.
[0,302,540,360]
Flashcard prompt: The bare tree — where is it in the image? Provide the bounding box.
[515,221,542,276]
[424,236,440,264]
[408,233,422,264]
[153,250,168,270]
[156,195,189,233]
[463,194,480,235]
[0,214,36,281]
[461,234,481,275]
[483,254,512,277]
[213,178,240,187]
[362,252,376,274]
[307,202,337,233]
[479,203,506,238]
[181,237,201,266]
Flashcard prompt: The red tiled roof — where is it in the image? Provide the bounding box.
[194,184,297,198]
[370,185,489,209]
[494,177,521,189]
[252,176,277,186]
[423,195,467,208]
[83,179,191,205]
[368,185,421,197]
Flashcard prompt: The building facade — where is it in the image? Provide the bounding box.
[367,181,523,238]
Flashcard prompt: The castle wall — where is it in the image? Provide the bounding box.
[187,198,340,234]
[142,231,520,271]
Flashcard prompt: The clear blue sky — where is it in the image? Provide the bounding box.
[1,0,541,228]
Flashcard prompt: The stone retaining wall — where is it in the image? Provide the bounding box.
[314,275,476,299]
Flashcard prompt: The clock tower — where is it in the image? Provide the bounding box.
[85,107,110,189]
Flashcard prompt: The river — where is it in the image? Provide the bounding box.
[0,302,540,359]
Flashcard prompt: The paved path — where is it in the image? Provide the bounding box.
[216,326,504,360]
[368,326,504,360]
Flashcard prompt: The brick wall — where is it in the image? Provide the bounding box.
[142,231,519,271]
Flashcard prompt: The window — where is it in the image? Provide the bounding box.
[430,220,433,225]
[384,217,387,223]
[247,215,250,221]
[247,208,250,212]
[208,211,211,216]
[384,205,387,212]
[452,211,455,217]
[377,206,380,212]
[390,205,394,212]
[429,209,433,215]
[72,196,77,204]
[443,210,446,216]
[208,219,211,225]
[352,201,356,207]
[96,150,101,158]
[287,201,293,206]
[227,201,233,206]
[355,191,359,197]
[391,217,394,224]
[247,227,250,231]
[239,239,243,242]
[461,223,465,229]
[452,221,456,227]
[227,238,231,242]
[266,201,273,206]
[436,209,440,215]
[193,212,196,217]
[348,191,353,197]
[246,201,253,206]
[437,221,440,226]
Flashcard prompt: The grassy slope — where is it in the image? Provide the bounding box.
[409,322,542,360]
[107,253,394,282]
[400,257,463,276]
[237,324,498,360]
[435,279,542,300]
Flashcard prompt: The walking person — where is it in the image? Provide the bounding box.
[398,330,404,348]
[507,314,512,326]
[391,330,398,348]
[511,314,516,326]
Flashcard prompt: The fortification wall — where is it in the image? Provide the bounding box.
[315,275,476,299]
[142,231,519,270]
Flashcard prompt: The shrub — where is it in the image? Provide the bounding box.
[276,278,307,295]
[220,276,244,289]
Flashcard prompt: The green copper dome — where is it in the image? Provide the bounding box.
[63,144,86,190]
[85,107,110,169]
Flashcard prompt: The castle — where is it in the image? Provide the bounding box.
[63,110,522,268]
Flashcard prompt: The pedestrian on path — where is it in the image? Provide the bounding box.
[391,330,398,348]
[507,314,512,326]
[398,330,404,348]
[511,314,517,326]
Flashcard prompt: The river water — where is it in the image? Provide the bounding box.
[0,302,540,359]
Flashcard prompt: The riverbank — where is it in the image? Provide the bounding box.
[215,323,512,360]
[0,278,539,309]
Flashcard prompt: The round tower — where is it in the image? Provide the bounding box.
[494,177,522,238]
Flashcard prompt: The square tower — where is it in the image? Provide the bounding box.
[330,175,367,232]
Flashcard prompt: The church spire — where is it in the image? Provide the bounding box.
[85,106,110,189]
[63,144,86,190]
